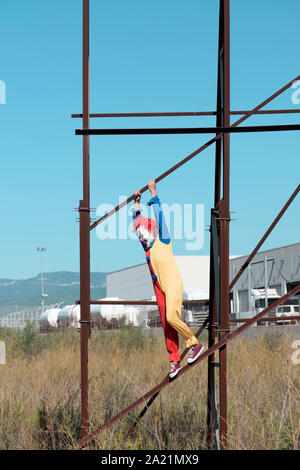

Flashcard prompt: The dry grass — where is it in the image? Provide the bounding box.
[0,324,299,450]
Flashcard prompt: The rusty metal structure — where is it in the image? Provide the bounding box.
[72,0,300,449]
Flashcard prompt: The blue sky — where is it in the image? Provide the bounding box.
[0,0,299,279]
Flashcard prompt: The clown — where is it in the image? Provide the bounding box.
[133,180,204,379]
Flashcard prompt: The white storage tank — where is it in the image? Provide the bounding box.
[39,308,60,332]
[57,305,75,328]
[73,300,126,329]
[71,305,81,328]
[48,308,60,328]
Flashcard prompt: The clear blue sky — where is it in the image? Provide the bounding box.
[0,0,299,279]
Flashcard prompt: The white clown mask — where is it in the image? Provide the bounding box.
[136,225,156,249]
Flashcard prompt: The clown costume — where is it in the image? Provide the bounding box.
[133,181,204,379]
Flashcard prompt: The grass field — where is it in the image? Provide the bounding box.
[0,323,299,450]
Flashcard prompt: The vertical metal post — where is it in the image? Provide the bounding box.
[207,0,227,449]
[37,247,47,312]
[248,264,251,314]
[219,0,230,450]
[207,211,221,449]
[80,0,91,441]
[233,264,238,319]
[264,256,268,309]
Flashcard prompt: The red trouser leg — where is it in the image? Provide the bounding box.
[154,280,181,363]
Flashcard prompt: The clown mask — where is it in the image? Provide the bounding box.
[136,224,157,249]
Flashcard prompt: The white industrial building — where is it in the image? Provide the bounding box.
[229,243,300,318]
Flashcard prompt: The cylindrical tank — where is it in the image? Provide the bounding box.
[123,306,140,327]
[71,305,81,328]
[48,308,60,328]
[99,298,125,322]
[39,308,60,332]
[39,310,50,332]
[54,299,142,330]
[71,304,103,329]
[57,305,74,328]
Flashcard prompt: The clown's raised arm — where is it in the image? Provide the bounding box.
[132,183,170,249]
[147,195,170,244]
[146,179,170,244]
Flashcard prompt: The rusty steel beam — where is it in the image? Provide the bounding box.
[75,123,300,135]
[229,184,300,291]
[89,74,300,231]
[218,0,230,450]
[79,0,91,442]
[77,284,300,448]
[71,109,300,118]
[76,299,209,306]
[230,315,300,323]
[207,0,225,449]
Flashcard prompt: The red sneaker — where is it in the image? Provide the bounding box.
[187,343,204,364]
[169,362,182,379]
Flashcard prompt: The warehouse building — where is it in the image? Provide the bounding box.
[229,242,300,318]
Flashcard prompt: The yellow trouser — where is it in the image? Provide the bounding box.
[150,238,198,349]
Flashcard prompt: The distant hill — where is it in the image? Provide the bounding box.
[0,271,106,314]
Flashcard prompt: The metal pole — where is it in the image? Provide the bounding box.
[76,300,208,306]
[76,123,300,135]
[219,0,230,450]
[248,264,251,315]
[232,264,237,318]
[71,108,300,118]
[40,252,44,312]
[80,0,91,441]
[37,247,47,312]
[207,0,224,448]
[264,256,268,309]
[207,55,222,449]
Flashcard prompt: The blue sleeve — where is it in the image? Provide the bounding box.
[147,195,170,244]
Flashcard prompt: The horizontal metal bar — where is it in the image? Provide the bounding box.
[76,299,209,306]
[230,315,300,323]
[71,109,300,118]
[75,124,300,135]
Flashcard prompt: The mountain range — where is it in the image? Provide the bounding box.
[0,271,106,315]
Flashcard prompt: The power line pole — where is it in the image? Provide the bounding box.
[37,247,47,312]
